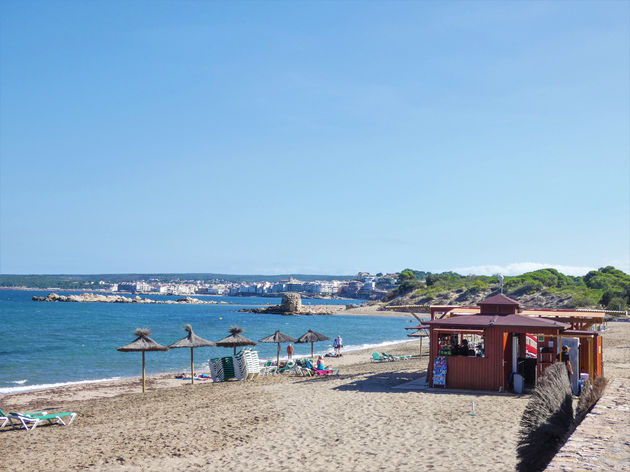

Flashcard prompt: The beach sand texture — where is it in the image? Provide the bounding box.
[2,321,628,471]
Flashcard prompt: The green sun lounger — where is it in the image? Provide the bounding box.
[10,411,77,430]
[0,408,47,428]
[371,352,387,362]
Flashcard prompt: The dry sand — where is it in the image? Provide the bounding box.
[2,321,628,472]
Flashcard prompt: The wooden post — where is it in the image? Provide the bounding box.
[419,337,423,357]
[190,348,194,385]
[587,338,597,384]
[276,344,280,372]
[311,342,314,359]
[142,351,146,393]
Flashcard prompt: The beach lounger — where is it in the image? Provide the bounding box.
[382,352,411,361]
[260,360,276,375]
[11,411,76,430]
[305,360,339,376]
[371,352,387,362]
[0,408,46,428]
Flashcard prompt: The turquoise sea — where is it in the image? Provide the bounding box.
[0,289,416,394]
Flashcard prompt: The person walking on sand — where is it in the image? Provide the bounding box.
[287,343,294,360]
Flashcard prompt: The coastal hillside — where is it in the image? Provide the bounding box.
[384,266,630,310]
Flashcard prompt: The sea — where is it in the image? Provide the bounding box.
[0,289,418,394]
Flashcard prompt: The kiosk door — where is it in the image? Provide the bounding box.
[561,337,580,394]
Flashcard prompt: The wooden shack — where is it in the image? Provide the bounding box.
[424,294,603,392]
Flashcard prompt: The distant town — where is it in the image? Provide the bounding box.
[96,272,398,300]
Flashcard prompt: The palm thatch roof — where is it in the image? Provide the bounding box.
[296,329,329,344]
[117,328,169,352]
[169,324,215,349]
[215,325,257,348]
[517,362,574,472]
[259,330,297,344]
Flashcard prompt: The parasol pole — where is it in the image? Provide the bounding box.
[234,346,237,355]
[311,341,314,359]
[276,343,281,371]
[190,347,194,385]
[142,351,146,393]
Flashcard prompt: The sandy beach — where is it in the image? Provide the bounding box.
[2,321,628,471]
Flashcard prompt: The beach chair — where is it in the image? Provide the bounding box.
[10,411,76,430]
[382,352,411,361]
[277,361,299,375]
[305,360,339,376]
[371,352,386,362]
[0,408,46,428]
[381,352,399,361]
[260,360,276,375]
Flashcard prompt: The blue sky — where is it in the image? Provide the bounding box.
[1,1,628,276]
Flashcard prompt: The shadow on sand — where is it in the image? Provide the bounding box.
[332,370,427,393]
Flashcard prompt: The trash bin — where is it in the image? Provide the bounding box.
[513,373,524,394]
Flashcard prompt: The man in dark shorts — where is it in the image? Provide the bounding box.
[558,345,574,381]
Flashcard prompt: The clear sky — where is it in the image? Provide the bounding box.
[1,1,628,276]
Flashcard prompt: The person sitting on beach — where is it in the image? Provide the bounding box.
[316,356,326,371]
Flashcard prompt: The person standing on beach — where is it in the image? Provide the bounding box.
[287,343,293,360]
[557,345,573,381]
[334,335,343,356]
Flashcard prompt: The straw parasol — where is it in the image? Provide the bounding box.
[259,330,298,369]
[296,329,330,359]
[117,328,168,393]
[168,324,215,385]
[215,325,257,355]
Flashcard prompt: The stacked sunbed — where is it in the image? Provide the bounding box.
[208,358,225,382]
[234,349,261,380]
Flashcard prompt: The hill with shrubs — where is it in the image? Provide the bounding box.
[385,266,630,310]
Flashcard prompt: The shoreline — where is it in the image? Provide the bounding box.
[0,337,418,397]
[3,322,628,471]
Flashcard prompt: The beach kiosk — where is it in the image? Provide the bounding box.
[424,294,603,392]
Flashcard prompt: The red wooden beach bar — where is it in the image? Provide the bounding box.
[424,294,603,392]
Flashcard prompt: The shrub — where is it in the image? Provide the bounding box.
[569,294,595,308]
[606,296,627,311]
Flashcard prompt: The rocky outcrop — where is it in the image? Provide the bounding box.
[32,293,225,305]
[242,293,343,315]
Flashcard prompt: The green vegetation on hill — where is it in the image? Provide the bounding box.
[386,266,630,310]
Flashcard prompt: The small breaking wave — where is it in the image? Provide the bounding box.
[0,377,123,395]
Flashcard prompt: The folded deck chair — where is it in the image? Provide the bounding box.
[11,411,77,430]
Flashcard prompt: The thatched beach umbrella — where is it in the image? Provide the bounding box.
[117,328,168,393]
[259,330,298,370]
[215,325,257,355]
[168,324,215,385]
[296,329,330,359]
